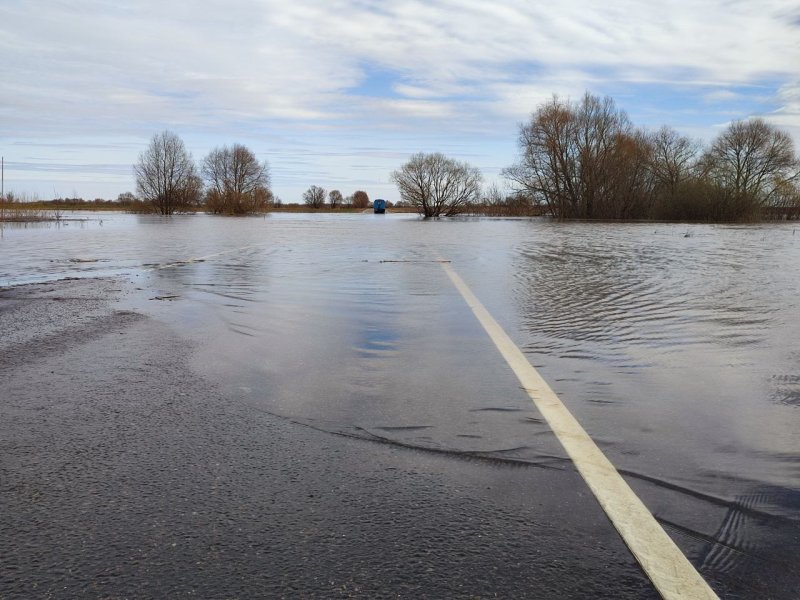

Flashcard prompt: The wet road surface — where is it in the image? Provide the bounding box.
[1,213,799,598]
[1,279,658,599]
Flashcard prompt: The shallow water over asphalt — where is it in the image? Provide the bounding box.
[2,212,799,596]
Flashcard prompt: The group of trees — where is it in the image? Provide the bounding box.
[471,183,543,217]
[134,131,271,215]
[301,187,370,209]
[136,100,799,221]
[502,93,800,221]
[134,131,377,213]
[390,93,799,221]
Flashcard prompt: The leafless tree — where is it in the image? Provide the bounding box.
[767,177,800,219]
[116,191,137,203]
[202,144,271,214]
[181,173,206,210]
[647,126,701,195]
[700,119,798,211]
[483,182,505,207]
[503,93,657,219]
[115,191,149,213]
[351,190,370,209]
[391,152,482,217]
[603,129,657,219]
[472,183,538,216]
[503,96,578,218]
[575,93,637,218]
[303,185,326,208]
[134,131,200,215]
[328,189,343,208]
[503,93,800,221]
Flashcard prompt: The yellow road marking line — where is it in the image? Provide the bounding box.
[441,262,718,600]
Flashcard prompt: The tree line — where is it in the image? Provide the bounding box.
[134,131,270,215]
[390,93,800,220]
[133,131,380,215]
[301,186,371,209]
[499,93,800,221]
[136,95,800,221]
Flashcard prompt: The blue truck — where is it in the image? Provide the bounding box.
[373,199,386,214]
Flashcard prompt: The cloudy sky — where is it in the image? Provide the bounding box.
[1,0,799,202]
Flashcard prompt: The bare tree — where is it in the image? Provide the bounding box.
[328,189,343,208]
[766,177,800,219]
[502,93,655,219]
[575,93,636,218]
[474,182,535,216]
[181,173,206,210]
[648,126,701,195]
[391,152,482,217]
[603,129,657,219]
[202,144,271,214]
[503,93,800,221]
[483,182,505,207]
[116,191,137,203]
[351,190,370,209]
[700,119,798,211]
[303,185,326,208]
[134,131,200,215]
[502,96,577,217]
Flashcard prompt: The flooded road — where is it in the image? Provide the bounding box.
[2,212,799,597]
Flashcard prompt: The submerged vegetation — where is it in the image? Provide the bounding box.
[0,190,161,222]
[0,194,159,217]
[134,131,203,215]
[128,131,381,216]
[503,93,800,221]
[0,202,61,223]
[391,153,483,218]
[4,93,799,222]
[202,144,272,215]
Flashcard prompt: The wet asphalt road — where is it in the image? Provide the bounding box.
[2,215,799,600]
[0,278,662,599]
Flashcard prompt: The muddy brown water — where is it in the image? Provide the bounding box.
[2,212,799,595]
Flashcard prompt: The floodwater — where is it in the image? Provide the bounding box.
[2,211,799,595]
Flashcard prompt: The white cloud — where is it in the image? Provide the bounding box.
[4,1,800,128]
[762,81,800,144]
[703,90,744,104]
[1,0,800,199]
